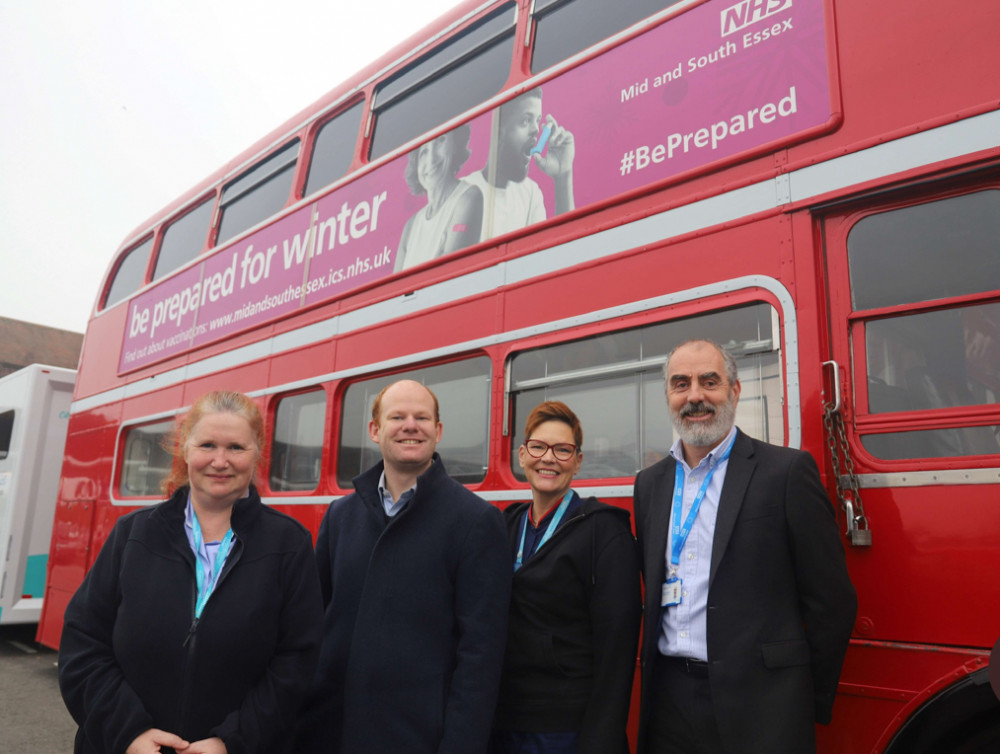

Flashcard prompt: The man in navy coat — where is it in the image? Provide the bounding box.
[633,340,856,753]
[296,379,510,753]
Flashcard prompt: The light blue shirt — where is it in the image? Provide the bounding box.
[377,471,416,517]
[658,425,737,662]
[184,498,237,612]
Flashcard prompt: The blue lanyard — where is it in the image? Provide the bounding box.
[669,435,736,573]
[515,490,573,572]
[191,510,235,619]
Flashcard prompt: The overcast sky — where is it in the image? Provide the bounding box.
[0,0,460,334]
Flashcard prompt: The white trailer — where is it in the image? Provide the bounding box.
[0,364,75,625]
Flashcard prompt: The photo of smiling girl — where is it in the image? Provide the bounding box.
[395,123,483,271]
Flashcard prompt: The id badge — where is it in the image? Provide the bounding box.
[661,577,682,607]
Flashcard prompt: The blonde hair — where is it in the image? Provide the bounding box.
[162,391,265,495]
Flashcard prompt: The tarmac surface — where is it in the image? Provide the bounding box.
[0,623,77,752]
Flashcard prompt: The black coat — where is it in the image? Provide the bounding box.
[633,430,857,754]
[495,493,641,754]
[297,456,511,754]
[58,485,323,754]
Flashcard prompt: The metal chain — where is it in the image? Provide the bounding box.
[823,399,872,546]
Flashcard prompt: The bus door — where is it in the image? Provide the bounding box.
[818,180,1000,751]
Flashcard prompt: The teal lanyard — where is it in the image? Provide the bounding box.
[190,510,235,619]
[669,434,736,574]
[515,490,573,572]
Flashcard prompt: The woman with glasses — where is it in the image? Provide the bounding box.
[59,391,322,754]
[491,401,641,754]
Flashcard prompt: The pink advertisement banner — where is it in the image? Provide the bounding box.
[120,0,831,372]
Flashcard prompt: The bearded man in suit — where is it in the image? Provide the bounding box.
[633,339,856,754]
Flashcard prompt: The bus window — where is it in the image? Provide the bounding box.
[337,358,491,487]
[270,390,326,492]
[861,426,1000,461]
[849,190,1000,459]
[531,0,681,74]
[119,420,174,497]
[848,190,1000,310]
[104,237,153,309]
[305,100,365,197]
[0,410,13,460]
[369,3,516,161]
[152,197,215,282]
[508,303,782,480]
[217,140,300,245]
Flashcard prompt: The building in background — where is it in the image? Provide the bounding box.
[0,317,83,378]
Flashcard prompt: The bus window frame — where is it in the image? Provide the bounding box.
[529,0,686,75]
[114,416,177,503]
[151,194,217,283]
[368,2,518,161]
[828,179,1000,467]
[302,97,367,199]
[502,297,787,486]
[333,355,493,491]
[266,386,330,495]
[102,234,156,311]
[216,138,301,246]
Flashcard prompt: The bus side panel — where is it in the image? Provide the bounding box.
[823,0,1000,155]
[37,422,113,649]
[335,294,501,373]
[818,643,991,752]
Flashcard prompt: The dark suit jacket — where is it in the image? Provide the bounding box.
[633,429,856,754]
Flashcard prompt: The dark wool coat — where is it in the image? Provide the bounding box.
[495,493,641,754]
[59,484,324,754]
[633,430,857,754]
[297,455,511,754]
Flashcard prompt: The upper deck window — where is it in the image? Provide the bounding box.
[152,197,214,282]
[369,3,517,161]
[531,0,681,73]
[305,100,365,197]
[104,236,153,309]
[217,140,300,245]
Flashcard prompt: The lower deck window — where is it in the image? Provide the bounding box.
[508,303,783,480]
[119,420,173,497]
[337,358,491,487]
[270,390,326,492]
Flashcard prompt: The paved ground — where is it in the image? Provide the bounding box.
[0,623,77,752]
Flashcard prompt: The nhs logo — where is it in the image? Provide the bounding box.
[720,0,793,36]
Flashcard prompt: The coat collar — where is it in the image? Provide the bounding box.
[154,483,263,539]
[709,429,756,587]
[353,453,447,517]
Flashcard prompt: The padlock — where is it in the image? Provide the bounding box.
[850,527,872,546]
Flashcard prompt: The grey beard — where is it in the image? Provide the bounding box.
[671,397,736,448]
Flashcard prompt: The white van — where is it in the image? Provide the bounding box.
[0,365,75,625]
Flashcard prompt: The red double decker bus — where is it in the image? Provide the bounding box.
[39,0,1000,750]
